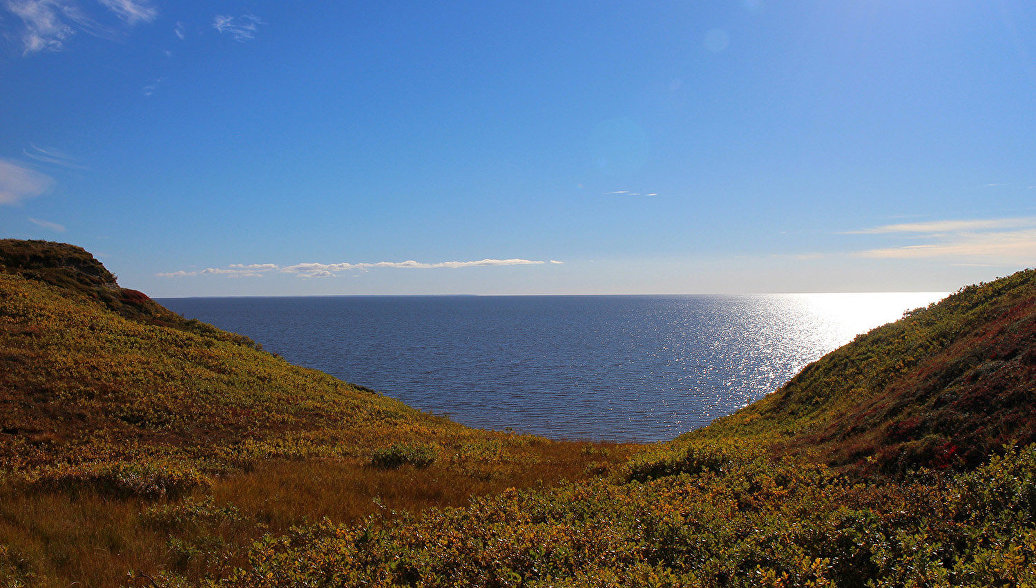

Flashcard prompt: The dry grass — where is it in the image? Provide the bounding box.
[215,439,637,530]
[0,439,638,586]
[0,489,166,587]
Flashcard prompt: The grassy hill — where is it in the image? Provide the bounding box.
[692,268,1036,475]
[0,239,258,346]
[0,241,633,585]
[1,240,620,474]
[0,240,1032,586]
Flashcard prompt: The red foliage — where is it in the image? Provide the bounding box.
[119,288,150,305]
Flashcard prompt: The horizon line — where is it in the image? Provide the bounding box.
[152,290,952,300]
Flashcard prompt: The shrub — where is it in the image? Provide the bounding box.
[32,461,210,499]
[623,441,737,481]
[141,496,243,534]
[369,443,437,469]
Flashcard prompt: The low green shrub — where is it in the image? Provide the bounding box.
[141,496,243,533]
[623,440,744,481]
[370,443,437,469]
[31,461,210,499]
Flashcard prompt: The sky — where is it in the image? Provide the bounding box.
[1,1,1034,297]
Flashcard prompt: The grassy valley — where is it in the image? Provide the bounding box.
[0,240,1033,586]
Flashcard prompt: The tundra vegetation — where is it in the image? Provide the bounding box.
[0,240,1032,586]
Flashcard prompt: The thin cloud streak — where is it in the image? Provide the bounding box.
[606,190,658,197]
[0,158,53,204]
[849,217,1036,265]
[96,0,155,24]
[22,144,87,170]
[857,229,1036,263]
[157,268,267,279]
[213,14,262,42]
[847,217,1036,234]
[229,263,279,270]
[28,217,66,231]
[158,258,556,279]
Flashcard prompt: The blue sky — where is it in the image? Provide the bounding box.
[1,1,1034,296]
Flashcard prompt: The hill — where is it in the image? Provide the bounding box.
[692,268,1036,475]
[0,239,257,346]
[0,240,1032,586]
[0,239,472,474]
[0,240,632,585]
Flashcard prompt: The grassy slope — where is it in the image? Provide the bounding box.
[0,241,633,586]
[692,268,1036,475]
[0,240,631,473]
[0,239,258,346]
[0,254,470,473]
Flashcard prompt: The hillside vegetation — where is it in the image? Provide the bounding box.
[0,240,1033,587]
[0,241,633,585]
[0,239,258,346]
[693,268,1036,475]
[1,241,622,475]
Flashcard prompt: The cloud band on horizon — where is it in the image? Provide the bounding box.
[850,216,1036,265]
[158,258,561,279]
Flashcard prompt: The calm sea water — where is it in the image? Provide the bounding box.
[157,293,944,442]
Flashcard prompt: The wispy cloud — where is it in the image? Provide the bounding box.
[156,268,261,279]
[142,77,162,96]
[158,258,557,279]
[96,0,154,25]
[22,144,87,170]
[28,217,65,231]
[0,158,53,204]
[851,217,1036,266]
[173,20,184,40]
[858,230,1036,264]
[845,218,1036,235]
[4,0,84,53]
[284,259,546,278]
[606,190,658,197]
[229,263,279,270]
[212,13,262,42]
[3,0,153,54]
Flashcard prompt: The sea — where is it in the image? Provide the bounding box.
[157,293,946,443]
